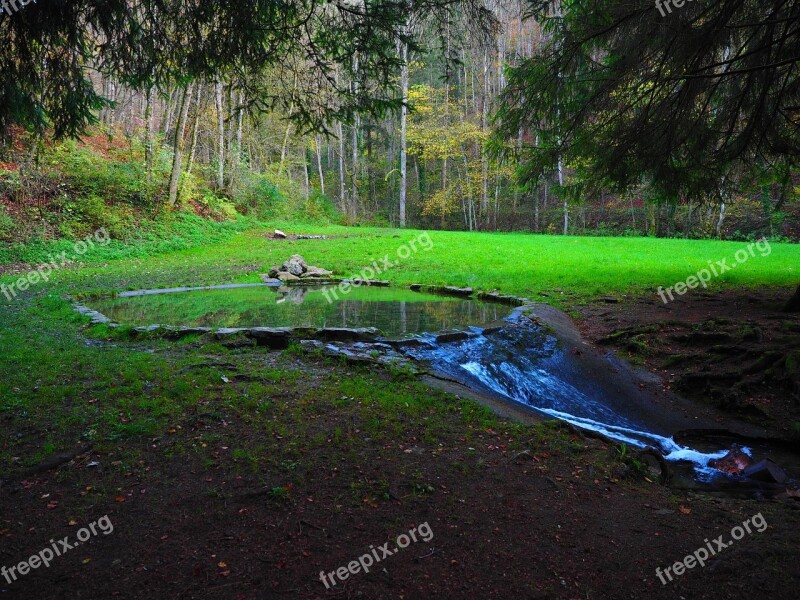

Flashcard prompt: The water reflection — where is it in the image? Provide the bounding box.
[89,284,505,338]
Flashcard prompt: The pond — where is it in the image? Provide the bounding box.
[87,284,506,338]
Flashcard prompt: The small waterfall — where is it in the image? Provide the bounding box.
[404,317,739,480]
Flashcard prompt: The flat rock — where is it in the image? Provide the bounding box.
[743,459,788,483]
[443,286,473,296]
[302,266,334,278]
[247,327,293,349]
[435,331,471,344]
[349,278,390,286]
[277,271,301,282]
[481,326,506,336]
[215,328,248,337]
[313,327,381,341]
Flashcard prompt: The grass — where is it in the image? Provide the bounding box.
[3,225,797,304]
[0,223,797,476]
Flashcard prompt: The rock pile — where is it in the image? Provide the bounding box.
[262,255,333,282]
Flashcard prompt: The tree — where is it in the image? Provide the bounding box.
[494,0,800,203]
[495,0,800,298]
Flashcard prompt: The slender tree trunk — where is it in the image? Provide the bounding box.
[168,84,193,207]
[144,86,155,199]
[279,103,294,174]
[186,85,202,176]
[559,156,567,235]
[214,80,225,189]
[315,135,325,195]
[162,88,176,136]
[716,202,726,239]
[337,120,347,216]
[399,35,409,228]
[480,48,490,224]
[303,147,310,200]
[351,57,360,221]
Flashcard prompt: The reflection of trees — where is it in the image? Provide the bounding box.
[92,286,507,335]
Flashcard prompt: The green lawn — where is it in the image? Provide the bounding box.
[1,224,797,472]
[3,225,797,303]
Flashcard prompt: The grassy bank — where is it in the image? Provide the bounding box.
[4,225,794,301]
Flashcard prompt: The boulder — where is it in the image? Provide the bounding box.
[282,254,308,276]
[709,448,752,475]
[267,265,280,278]
[277,271,301,282]
[247,327,293,349]
[302,265,334,278]
[742,459,788,484]
[435,331,471,344]
[274,229,287,239]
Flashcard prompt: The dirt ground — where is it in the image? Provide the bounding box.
[575,287,800,440]
[2,290,800,599]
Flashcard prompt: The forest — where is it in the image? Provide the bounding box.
[2,0,797,242]
[1,2,800,599]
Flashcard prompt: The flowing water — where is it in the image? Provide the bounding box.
[403,316,743,481]
[88,285,796,486]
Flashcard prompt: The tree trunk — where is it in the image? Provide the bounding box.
[144,86,155,199]
[315,135,325,195]
[350,57,360,221]
[716,201,726,238]
[168,84,193,207]
[337,120,347,216]
[214,80,225,189]
[186,85,202,176]
[559,156,567,235]
[399,35,409,228]
[303,147,310,200]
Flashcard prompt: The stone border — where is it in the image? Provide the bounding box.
[132,325,383,348]
[71,281,533,344]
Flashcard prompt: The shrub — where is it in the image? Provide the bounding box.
[0,204,14,240]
